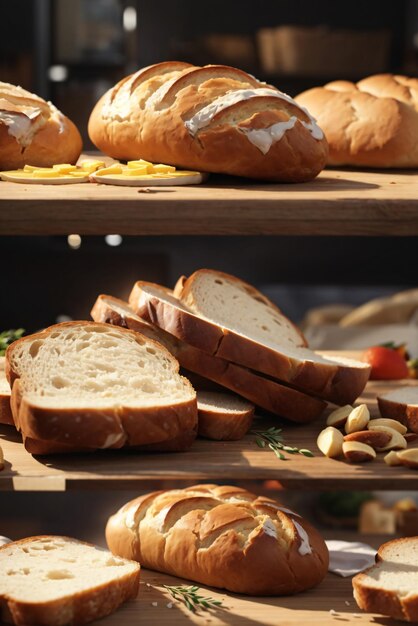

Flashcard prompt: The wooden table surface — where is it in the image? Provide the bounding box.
[0,166,417,236]
[2,379,418,491]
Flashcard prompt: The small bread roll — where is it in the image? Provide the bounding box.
[0,82,82,170]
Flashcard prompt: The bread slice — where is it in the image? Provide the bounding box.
[197,390,254,440]
[378,387,418,434]
[0,357,13,425]
[353,537,418,622]
[0,536,139,626]
[5,321,197,454]
[92,295,327,424]
[129,273,370,405]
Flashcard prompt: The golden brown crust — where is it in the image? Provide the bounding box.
[92,294,327,423]
[0,82,82,170]
[106,484,329,596]
[129,279,369,405]
[296,74,418,168]
[88,62,328,182]
[0,536,140,626]
[353,537,418,622]
[197,396,254,441]
[5,321,197,455]
[378,396,418,434]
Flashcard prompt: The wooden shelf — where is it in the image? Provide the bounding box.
[2,379,418,491]
[0,166,417,236]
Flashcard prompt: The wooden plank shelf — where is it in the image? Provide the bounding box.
[0,166,417,236]
[2,379,418,491]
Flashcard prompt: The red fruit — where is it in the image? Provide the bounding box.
[362,346,409,380]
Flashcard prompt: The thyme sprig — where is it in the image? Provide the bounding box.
[252,426,314,460]
[163,585,223,613]
[0,329,24,356]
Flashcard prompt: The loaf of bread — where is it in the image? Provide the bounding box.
[378,388,418,433]
[353,537,418,622]
[88,61,328,182]
[91,294,327,423]
[0,536,140,626]
[5,321,197,454]
[196,390,254,440]
[0,82,82,170]
[106,484,329,595]
[340,288,418,327]
[296,74,418,167]
[129,272,370,405]
[0,357,12,425]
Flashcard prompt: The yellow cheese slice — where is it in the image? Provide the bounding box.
[0,159,104,184]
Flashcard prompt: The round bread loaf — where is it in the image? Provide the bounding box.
[88,61,328,183]
[296,74,418,168]
[106,483,329,595]
[0,82,82,170]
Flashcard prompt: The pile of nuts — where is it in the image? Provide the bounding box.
[317,404,418,468]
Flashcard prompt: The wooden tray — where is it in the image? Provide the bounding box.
[2,378,417,491]
[0,165,417,236]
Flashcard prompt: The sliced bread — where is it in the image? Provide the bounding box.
[0,536,140,626]
[129,274,370,405]
[0,357,13,425]
[378,387,418,434]
[92,295,327,423]
[353,537,418,622]
[197,390,254,440]
[5,321,197,454]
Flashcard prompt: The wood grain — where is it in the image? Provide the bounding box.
[0,164,417,235]
[1,378,418,491]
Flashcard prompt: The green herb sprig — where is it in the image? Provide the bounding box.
[252,426,314,460]
[0,329,25,357]
[163,585,223,613]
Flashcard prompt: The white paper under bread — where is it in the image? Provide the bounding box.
[326,540,376,577]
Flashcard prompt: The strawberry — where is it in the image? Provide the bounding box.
[362,345,409,380]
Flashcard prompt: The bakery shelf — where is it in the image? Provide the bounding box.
[18,539,388,626]
[0,166,417,236]
[2,377,418,491]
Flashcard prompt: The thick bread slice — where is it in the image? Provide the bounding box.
[129,274,370,405]
[0,536,140,626]
[92,295,327,423]
[106,484,329,596]
[353,537,418,622]
[5,321,197,454]
[0,357,13,425]
[378,387,418,434]
[197,391,254,440]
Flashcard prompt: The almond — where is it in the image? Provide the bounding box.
[368,425,407,451]
[317,427,344,458]
[397,448,418,469]
[404,433,418,443]
[384,451,401,466]
[344,430,391,449]
[342,441,376,463]
[326,405,353,428]
[345,404,370,434]
[368,418,407,435]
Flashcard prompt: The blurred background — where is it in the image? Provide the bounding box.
[1,0,418,340]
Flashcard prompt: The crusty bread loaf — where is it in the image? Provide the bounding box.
[129,272,370,405]
[378,387,418,434]
[353,537,418,622]
[0,536,140,626]
[0,357,13,425]
[340,288,418,327]
[5,321,197,454]
[91,294,327,423]
[0,82,82,170]
[106,484,329,595]
[296,74,418,167]
[197,391,254,440]
[88,61,328,182]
